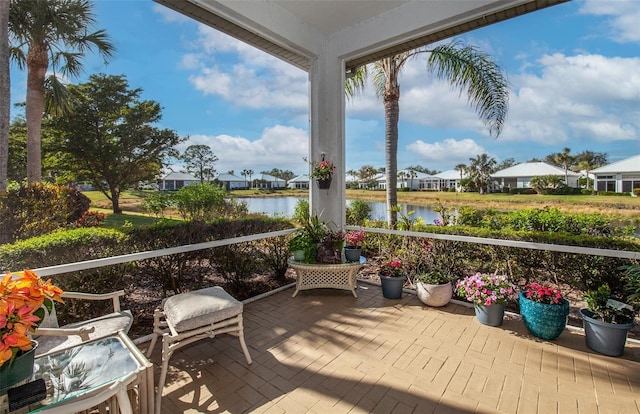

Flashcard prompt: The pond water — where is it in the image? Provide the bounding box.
[234,196,442,224]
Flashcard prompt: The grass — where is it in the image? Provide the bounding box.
[83,188,640,222]
[346,190,640,218]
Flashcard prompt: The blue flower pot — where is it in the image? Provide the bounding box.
[519,291,569,340]
[474,303,505,326]
[379,274,406,299]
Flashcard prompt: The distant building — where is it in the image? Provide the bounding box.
[288,174,309,189]
[253,173,286,189]
[216,173,247,190]
[591,154,640,193]
[160,172,200,190]
[491,162,580,189]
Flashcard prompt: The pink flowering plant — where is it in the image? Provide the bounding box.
[379,259,404,278]
[305,157,335,180]
[524,282,563,304]
[344,230,365,248]
[455,272,517,306]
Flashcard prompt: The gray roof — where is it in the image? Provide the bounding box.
[435,169,466,180]
[289,174,309,182]
[492,162,579,178]
[591,154,640,174]
[216,173,244,181]
[256,173,285,183]
[162,172,199,181]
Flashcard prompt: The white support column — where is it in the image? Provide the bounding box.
[308,48,346,227]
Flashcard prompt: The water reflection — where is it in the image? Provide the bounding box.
[234,196,442,224]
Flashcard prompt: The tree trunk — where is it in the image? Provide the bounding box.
[25,44,48,184]
[384,86,399,228]
[0,0,9,190]
[110,188,122,214]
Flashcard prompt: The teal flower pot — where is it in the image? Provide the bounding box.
[0,341,37,395]
[519,291,569,340]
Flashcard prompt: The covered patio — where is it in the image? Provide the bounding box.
[150,282,640,414]
[155,0,569,226]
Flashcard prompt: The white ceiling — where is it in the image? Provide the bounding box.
[273,1,411,36]
[156,0,569,71]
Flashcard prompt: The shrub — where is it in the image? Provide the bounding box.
[633,188,640,196]
[74,211,106,228]
[173,182,228,221]
[292,198,309,224]
[346,200,371,225]
[0,183,74,243]
[141,191,175,217]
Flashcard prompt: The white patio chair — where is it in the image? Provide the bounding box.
[35,371,137,414]
[35,290,133,357]
[146,286,252,414]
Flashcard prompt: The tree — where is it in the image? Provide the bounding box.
[0,0,8,190]
[347,41,508,227]
[406,165,439,175]
[454,163,467,180]
[408,170,417,190]
[573,151,607,190]
[181,144,218,183]
[9,0,114,184]
[241,169,253,188]
[262,168,295,183]
[398,170,407,188]
[468,153,497,194]
[49,74,184,213]
[553,147,574,186]
[495,158,516,171]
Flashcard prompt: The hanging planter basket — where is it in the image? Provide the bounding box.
[316,178,332,189]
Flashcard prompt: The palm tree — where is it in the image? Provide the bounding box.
[9,0,114,183]
[454,163,467,180]
[0,0,9,190]
[398,170,407,188]
[240,169,254,189]
[408,170,417,190]
[347,41,508,227]
[573,151,606,190]
[468,153,497,194]
[553,147,574,186]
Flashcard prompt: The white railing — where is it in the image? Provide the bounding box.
[30,225,638,278]
[33,228,297,277]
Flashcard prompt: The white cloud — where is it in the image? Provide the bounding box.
[503,53,640,144]
[176,125,309,174]
[579,0,640,43]
[183,26,308,112]
[406,138,489,165]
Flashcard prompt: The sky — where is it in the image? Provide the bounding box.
[8,0,640,177]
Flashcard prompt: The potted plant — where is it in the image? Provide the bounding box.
[580,284,635,356]
[288,215,328,263]
[316,228,344,264]
[344,229,365,262]
[455,272,517,326]
[519,282,569,340]
[379,258,405,299]
[0,269,63,393]
[305,156,335,189]
[288,231,313,261]
[415,269,453,307]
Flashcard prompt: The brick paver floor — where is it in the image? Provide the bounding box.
[148,282,640,413]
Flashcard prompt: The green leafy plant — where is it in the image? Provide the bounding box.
[622,264,640,307]
[583,284,634,324]
[416,269,451,285]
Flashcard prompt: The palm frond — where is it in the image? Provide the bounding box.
[426,41,509,137]
[345,65,367,99]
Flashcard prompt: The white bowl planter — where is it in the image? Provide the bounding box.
[416,281,452,307]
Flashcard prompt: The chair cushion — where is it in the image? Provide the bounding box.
[163,287,243,333]
[35,310,133,356]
